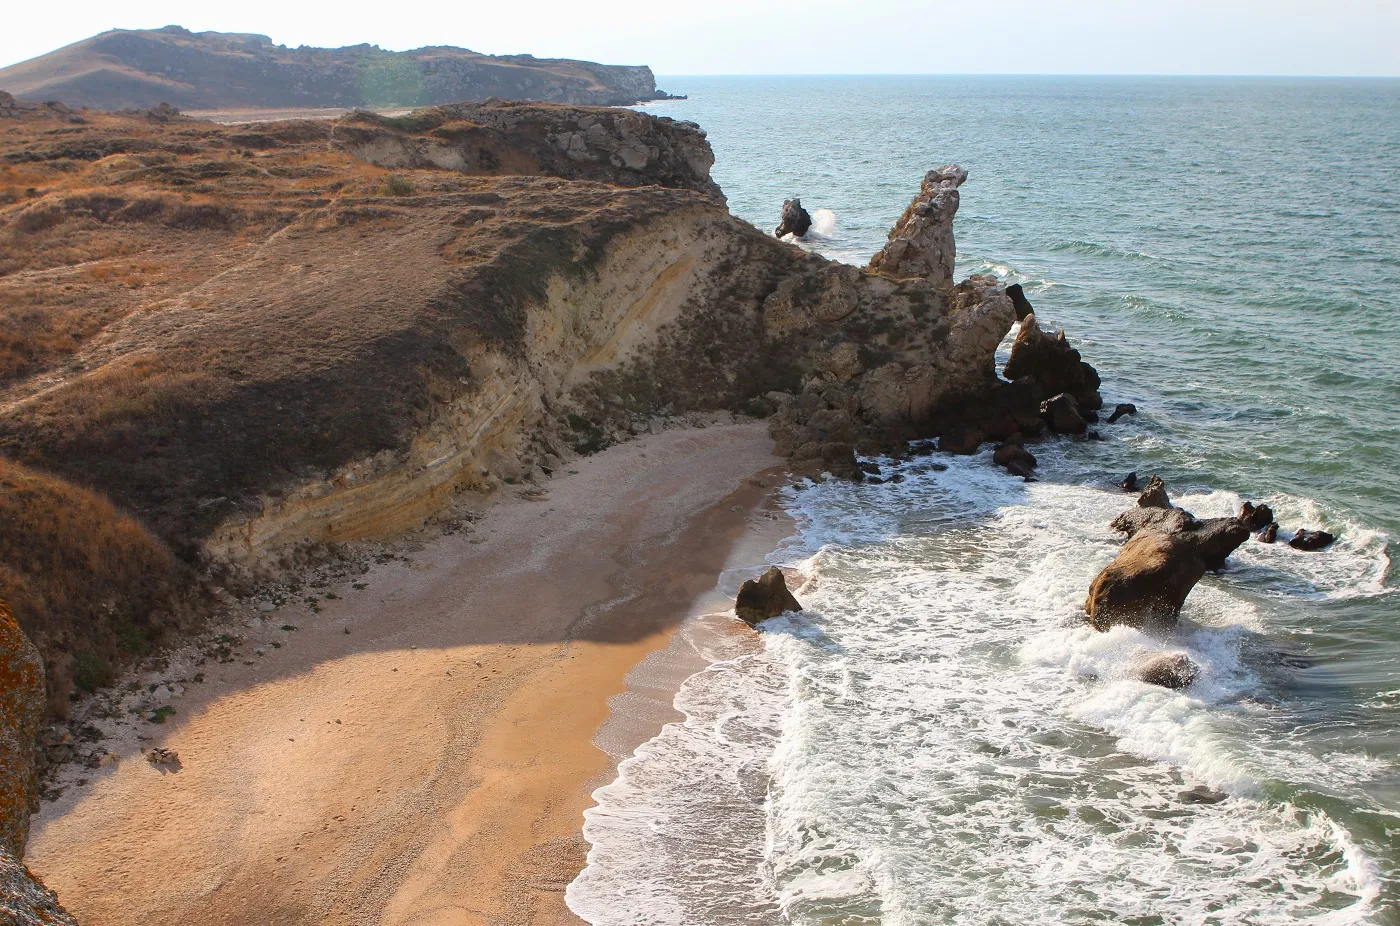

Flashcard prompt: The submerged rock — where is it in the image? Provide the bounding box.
[867,165,967,286]
[1178,785,1227,805]
[1118,472,1139,492]
[1138,652,1199,689]
[1106,403,1137,423]
[1289,528,1336,551]
[735,567,802,625]
[774,198,812,239]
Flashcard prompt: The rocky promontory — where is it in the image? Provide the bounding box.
[0,26,676,112]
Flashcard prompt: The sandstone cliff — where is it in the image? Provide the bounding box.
[0,26,674,112]
[0,98,1017,711]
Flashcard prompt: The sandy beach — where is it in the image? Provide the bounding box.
[26,422,786,926]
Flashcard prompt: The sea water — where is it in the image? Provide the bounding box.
[568,77,1400,925]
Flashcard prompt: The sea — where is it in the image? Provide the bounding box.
[567,76,1400,925]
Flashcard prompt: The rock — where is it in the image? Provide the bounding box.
[1178,785,1227,805]
[146,747,181,768]
[1106,403,1137,423]
[1005,459,1036,481]
[1040,393,1087,434]
[992,443,1036,470]
[938,424,983,455]
[0,849,78,926]
[735,567,802,626]
[1289,528,1335,551]
[867,165,967,286]
[1258,522,1278,544]
[1138,652,1199,689]
[1136,475,1170,509]
[1087,502,1250,630]
[1006,283,1034,321]
[1238,501,1274,532]
[0,600,45,859]
[1118,472,1138,492]
[774,198,812,239]
[1002,313,1102,410]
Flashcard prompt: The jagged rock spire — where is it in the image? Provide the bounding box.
[868,165,967,286]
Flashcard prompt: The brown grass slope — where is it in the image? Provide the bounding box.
[0,26,667,111]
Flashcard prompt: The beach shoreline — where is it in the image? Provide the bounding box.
[27,421,788,926]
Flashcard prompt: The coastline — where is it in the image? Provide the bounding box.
[26,421,789,926]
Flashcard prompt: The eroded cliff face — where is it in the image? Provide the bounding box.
[0,100,1019,702]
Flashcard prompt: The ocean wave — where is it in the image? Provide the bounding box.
[1047,239,1164,262]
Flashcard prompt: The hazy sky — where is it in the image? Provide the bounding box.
[2,0,1397,76]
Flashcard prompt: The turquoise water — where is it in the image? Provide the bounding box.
[570,77,1400,924]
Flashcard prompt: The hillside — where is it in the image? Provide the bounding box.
[0,26,674,112]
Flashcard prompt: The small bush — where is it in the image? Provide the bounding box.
[71,651,115,693]
[742,397,772,419]
[149,705,176,724]
[382,175,415,197]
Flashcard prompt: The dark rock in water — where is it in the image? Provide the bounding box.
[1178,785,1227,805]
[1239,501,1274,532]
[1106,403,1138,423]
[858,460,881,476]
[1136,475,1170,509]
[888,473,905,484]
[1086,430,1104,441]
[1119,472,1139,492]
[1003,314,1103,411]
[1041,392,1087,434]
[992,443,1037,470]
[1087,485,1250,630]
[1289,528,1336,551]
[1139,652,1199,689]
[1258,522,1278,544]
[865,476,885,485]
[775,198,813,239]
[938,424,984,455]
[1006,459,1036,481]
[1006,283,1035,321]
[735,567,802,626]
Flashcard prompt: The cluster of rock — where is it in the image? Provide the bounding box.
[0,600,76,923]
[0,92,82,123]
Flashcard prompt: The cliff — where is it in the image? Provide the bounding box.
[0,26,674,112]
[0,98,1017,713]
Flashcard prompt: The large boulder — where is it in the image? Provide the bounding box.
[0,601,44,859]
[1087,481,1250,630]
[1289,528,1335,551]
[735,567,802,625]
[1002,313,1103,411]
[775,198,813,239]
[867,165,967,286]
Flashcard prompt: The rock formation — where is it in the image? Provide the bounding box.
[1139,652,1199,689]
[775,199,812,238]
[0,26,675,111]
[1136,476,1170,509]
[1005,283,1035,321]
[867,165,967,285]
[1086,480,1250,630]
[1040,393,1088,434]
[735,567,802,625]
[1289,528,1335,551]
[1239,501,1275,532]
[1106,403,1137,423]
[0,600,75,925]
[1002,313,1103,412]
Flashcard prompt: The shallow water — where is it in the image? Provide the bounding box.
[569,77,1400,925]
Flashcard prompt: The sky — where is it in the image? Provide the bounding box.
[1,0,1397,76]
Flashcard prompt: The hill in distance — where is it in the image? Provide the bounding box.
[0,25,677,112]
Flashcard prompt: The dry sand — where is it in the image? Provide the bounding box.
[27,422,787,926]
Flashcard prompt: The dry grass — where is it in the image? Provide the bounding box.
[0,458,186,717]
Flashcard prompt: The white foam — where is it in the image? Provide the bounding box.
[569,446,1392,925]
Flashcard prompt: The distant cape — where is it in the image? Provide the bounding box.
[0,25,677,111]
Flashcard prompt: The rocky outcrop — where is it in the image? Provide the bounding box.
[1087,481,1250,630]
[1002,313,1103,412]
[0,852,78,926]
[0,601,44,859]
[1041,393,1088,435]
[735,567,802,625]
[867,165,967,286]
[0,26,675,111]
[775,199,812,239]
[1239,501,1274,532]
[1139,652,1199,689]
